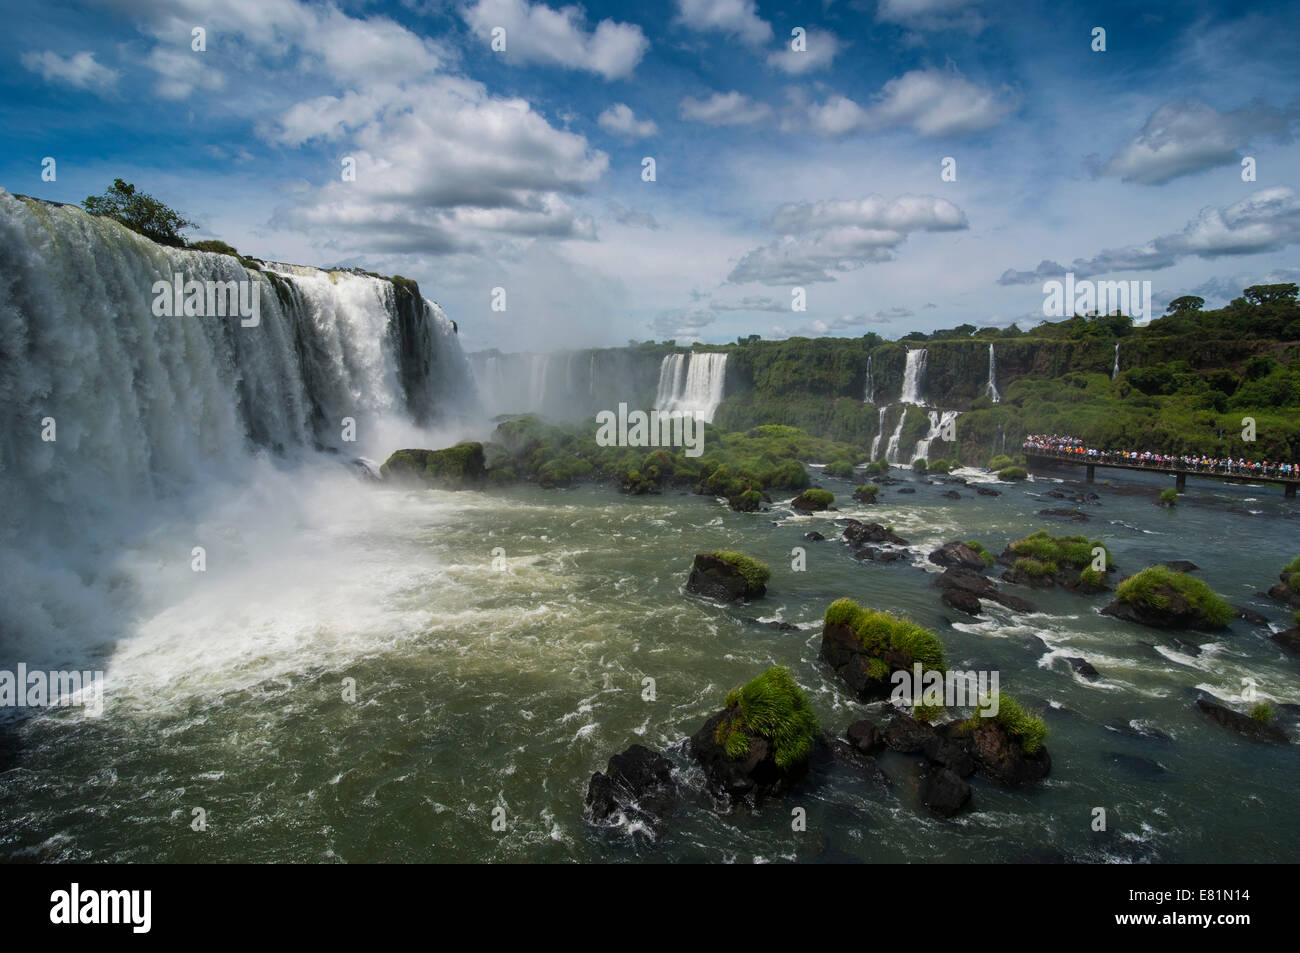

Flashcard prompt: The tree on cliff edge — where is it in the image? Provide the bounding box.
[82,179,197,247]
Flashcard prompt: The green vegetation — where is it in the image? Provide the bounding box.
[912,457,928,473]
[961,693,1048,754]
[823,598,947,671]
[824,458,855,478]
[1283,555,1300,576]
[997,466,1028,481]
[379,443,486,488]
[964,540,995,567]
[714,666,820,769]
[988,453,1015,471]
[1008,531,1112,572]
[863,459,890,477]
[82,178,197,247]
[189,239,263,272]
[853,483,880,502]
[912,702,945,723]
[1251,703,1276,724]
[1115,565,1233,626]
[1013,556,1057,579]
[795,488,834,510]
[928,458,951,473]
[1158,487,1178,505]
[711,551,771,588]
[1079,566,1105,587]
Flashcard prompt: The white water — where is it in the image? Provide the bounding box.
[986,343,1000,403]
[0,190,475,673]
[870,405,888,459]
[655,352,728,423]
[864,355,874,404]
[885,407,909,463]
[900,348,927,404]
[913,409,961,462]
[1113,342,1120,379]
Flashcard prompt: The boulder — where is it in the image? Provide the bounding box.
[803,531,826,541]
[1195,699,1289,744]
[1036,508,1089,522]
[934,566,1036,613]
[1271,628,1300,653]
[1101,585,1228,631]
[918,764,971,817]
[685,553,765,602]
[1162,561,1199,573]
[1063,656,1100,680]
[1233,605,1269,626]
[941,490,961,500]
[948,720,1051,787]
[689,711,818,801]
[896,487,916,494]
[379,443,486,489]
[883,714,938,753]
[1267,571,1300,609]
[942,587,982,615]
[928,541,989,572]
[845,719,885,755]
[843,520,910,546]
[585,744,676,834]
[819,623,907,701]
[975,486,1001,497]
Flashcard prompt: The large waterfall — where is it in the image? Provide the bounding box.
[1113,342,1120,379]
[986,343,1000,403]
[654,352,728,423]
[900,348,927,404]
[0,190,476,668]
[469,348,664,420]
[863,354,874,404]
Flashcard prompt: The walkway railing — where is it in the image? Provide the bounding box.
[1022,448,1300,498]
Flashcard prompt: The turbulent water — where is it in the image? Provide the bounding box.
[2,192,1298,864]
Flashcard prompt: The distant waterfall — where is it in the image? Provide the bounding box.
[884,407,909,464]
[986,343,1000,403]
[1112,342,1120,379]
[864,355,875,404]
[655,352,728,423]
[913,410,960,463]
[870,405,888,459]
[900,348,927,404]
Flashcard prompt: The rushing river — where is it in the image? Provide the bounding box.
[1,457,1298,863]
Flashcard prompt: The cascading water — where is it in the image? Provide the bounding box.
[900,348,927,404]
[655,352,728,423]
[986,343,1000,403]
[1113,342,1120,379]
[864,355,874,404]
[870,405,888,459]
[913,409,961,462]
[0,190,475,668]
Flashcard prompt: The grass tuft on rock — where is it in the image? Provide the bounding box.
[1116,565,1232,626]
[715,666,820,769]
[824,598,947,670]
[712,551,771,587]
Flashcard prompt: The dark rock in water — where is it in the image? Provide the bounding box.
[1104,718,1173,743]
[929,541,988,571]
[943,587,982,615]
[846,720,885,755]
[585,744,676,834]
[883,714,938,753]
[1195,699,1289,744]
[1162,561,1199,573]
[826,738,891,789]
[767,620,797,631]
[1036,507,1089,522]
[1101,584,1228,631]
[941,490,961,500]
[923,733,976,778]
[896,487,916,494]
[685,553,766,602]
[1025,635,1050,655]
[918,764,971,817]
[1271,628,1300,653]
[1001,566,1059,590]
[803,531,826,541]
[975,486,1001,497]
[380,443,486,489]
[963,720,1052,787]
[1047,490,1066,499]
[791,490,832,512]
[1105,751,1168,777]
[1233,605,1269,626]
[689,710,818,800]
[1267,579,1300,609]
[1063,656,1101,680]
[1169,637,1204,657]
[820,623,907,701]
[935,566,1036,613]
[843,520,910,546]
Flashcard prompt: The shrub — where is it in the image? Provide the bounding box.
[988,453,1014,471]
[715,666,820,769]
[1008,531,1112,571]
[1079,566,1105,587]
[796,488,834,509]
[928,458,951,474]
[1158,487,1178,505]
[863,459,890,476]
[1116,565,1233,626]
[1283,555,1300,576]
[827,599,947,670]
[824,458,855,478]
[998,466,1028,481]
[1014,556,1058,578]
[1250,703,1276,724]
[992,693,1048,754]
[964,540,995,567]
[912,457,928,473]
[712,551,771,587]
[912,702,945,723]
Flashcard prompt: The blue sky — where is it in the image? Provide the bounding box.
[2,0,1299,352]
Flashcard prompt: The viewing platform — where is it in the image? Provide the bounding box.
[1023,449,1300,498]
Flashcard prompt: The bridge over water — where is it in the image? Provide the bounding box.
[1023,449,1300,498]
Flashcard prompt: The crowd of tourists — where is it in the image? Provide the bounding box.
[1022,434,1299,479]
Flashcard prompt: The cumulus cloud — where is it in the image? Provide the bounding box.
[998,187,1300,284]
[674,0,772,47]
[462,0,648,80]
[709,295,787,312]
[729,194,969,285]
[19,50,118,91]
[597,103,658,139]
[876,0,984,33]
[810,68,1016,138]
[766,28,842,74]
[648,306,716,339]
[1098,98,1298,185]
[606,200,661,229]
[680,90,772,126]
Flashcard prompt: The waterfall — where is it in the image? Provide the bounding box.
[986,343,1000,403]
[885,406,909,463]
[870,405,888,459]
[654,352,728,423]
[1113,342,1120,379]
[864,354,874,404]
[913,410,961,463]
[900,348,927,404]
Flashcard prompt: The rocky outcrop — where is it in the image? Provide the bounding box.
[918,764,971,818]
[1102,586,1228,631]
[585,744,676,835]
[380,442,486,488]
[819,623,907,700]
[934,566,1036,613]
[1063,656,1100,680]
[1036,507,1089,522]
[843,520,909,547]
[928,541,988,572]
[1266,565,1300,609]
[685,553,766,602]
[1195,699,1289,744]
[1272,628,1300,653]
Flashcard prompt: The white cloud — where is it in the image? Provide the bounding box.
[680,90,772,126]
[146,48,226,99]
[20,50,118,91]
[674,0,772,47]
[462,0,648,80]
[766,28,842,74]
[597,103,658,139]
[1099,98,1297,185]
[730,194,968,284]
[876,0,984,33]
[811,68,1016,138]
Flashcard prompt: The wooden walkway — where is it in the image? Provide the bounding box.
[1023,449,1299,498]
